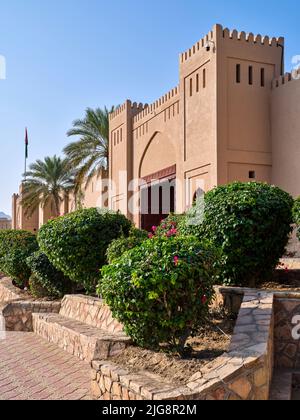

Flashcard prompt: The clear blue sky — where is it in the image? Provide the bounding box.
[0,0,299,215]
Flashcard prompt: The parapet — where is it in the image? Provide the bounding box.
[132,86,180,126]
[180,25,216,64]
[109,100,145,123]
[222,26,284,46]
[180,23,284,64]
[272,71,300,89]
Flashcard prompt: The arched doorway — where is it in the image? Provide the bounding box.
[140,168,176,231]
[139,132,176,231]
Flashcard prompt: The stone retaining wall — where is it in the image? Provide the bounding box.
[91,291,275,401]
[60,295,124,334]
[0,276,23,302]
[213,286,245,315]
[0,301,61,332]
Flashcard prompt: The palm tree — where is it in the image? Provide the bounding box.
[64,106,114,194]
[21,155,75,217]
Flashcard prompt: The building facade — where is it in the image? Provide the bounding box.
[108,24,300,230]
[12,172,107,233]
[12,24,300,232]
[0,215,11,230]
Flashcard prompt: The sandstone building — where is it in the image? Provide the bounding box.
[109,24,300,230]
[12,173,107,232]
[0,213,11,230]
[12,24,300,232]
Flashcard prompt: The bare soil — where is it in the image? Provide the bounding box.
[111,312,235,386]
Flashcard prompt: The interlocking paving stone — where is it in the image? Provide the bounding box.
[0,332,91,400]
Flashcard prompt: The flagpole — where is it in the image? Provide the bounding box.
[24,128,28,182]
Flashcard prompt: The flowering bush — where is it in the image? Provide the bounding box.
[185,182,294,287]
[106,228,148,264]
[99,235,217,353]
[150,214,186,239]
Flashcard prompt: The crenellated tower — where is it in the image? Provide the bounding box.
[215,24,284,185]
[108,24,292,229]
[109,101,145,220]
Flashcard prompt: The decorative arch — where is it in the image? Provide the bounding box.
[139,131,176,179]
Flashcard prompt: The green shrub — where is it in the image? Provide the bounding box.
[38,208,132,292]
[106,228,148,264]
[0,230,38,287]
[99,236,217,353]
[293,197,300,226]
[29,274,51,299]
[27,251,73,298]
[185,182,293,287]
[152,214,187,238]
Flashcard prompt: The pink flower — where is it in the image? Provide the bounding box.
[201,295,208,305]
[152,226,157,232]
[148,233,154,239]
[173,256,179,266]
[166,228,177,237]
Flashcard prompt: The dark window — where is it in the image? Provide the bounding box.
[196,74,199,92]
[249,171,256,179]
[190,78,193,96]
[249,66,253,85]
[203,69,206,88]
[236,64,241,83]
[170,186,175,213]
[261,68,265,87]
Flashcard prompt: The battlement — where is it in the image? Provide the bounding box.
[132,86,179,125]
[109,101,145,122]
[181,24,284,64]
[181,26,216,63]
[222,26,284,46]
[272,70,300,89]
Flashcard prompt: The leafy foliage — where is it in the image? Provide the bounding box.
[99,236,217,353]
[27,251,73,298]
[106,228,148,264]
[38,208,132,292]
[151,214,186,238]
[29,274,50,299]
[64,107,114,194]
[293,197,300,225]
[0,230,38,287]
[22,155,75,217]
[185,182,293,287]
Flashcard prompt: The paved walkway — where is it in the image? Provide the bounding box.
[0,332,91,400]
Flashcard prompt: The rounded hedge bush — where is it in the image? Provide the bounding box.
[38,208,132,292]
[99,236,217,353]
[293,197,300,225]
[185,182,294,287]
[29,274,51,299]
[0,230,38,287]
[27,251,73,298]
[106,228,148,264]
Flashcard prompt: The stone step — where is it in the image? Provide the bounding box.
[269,369,293,400]
[32,312,131,363]
[60,295,124,334]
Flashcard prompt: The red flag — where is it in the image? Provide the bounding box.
[25,128,28,159]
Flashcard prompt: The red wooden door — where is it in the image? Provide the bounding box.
[141,178,175,232]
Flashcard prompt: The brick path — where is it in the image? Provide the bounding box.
[0,332,91,400]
